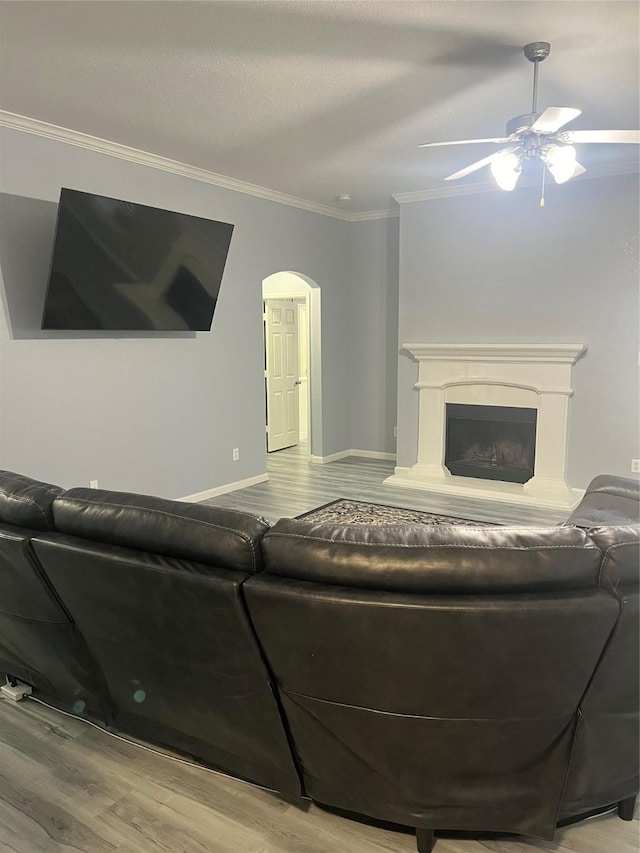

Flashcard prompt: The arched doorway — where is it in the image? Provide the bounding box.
[262,272,322,459]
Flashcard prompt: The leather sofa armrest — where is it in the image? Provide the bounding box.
[0,470,62,531]
[588,525,640,589]
[566,475,640,528]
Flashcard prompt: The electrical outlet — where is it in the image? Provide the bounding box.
[90,480,99,489]
[393,426,397,438]
[232,448,240,461]
[631,460,640,474]
[1,680,32,701]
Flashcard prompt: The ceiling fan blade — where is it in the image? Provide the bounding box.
[571,161,587,178]
[444,151,505,181]
[567,129,640,144]
[530,107,581,133]
[419,137,509,148]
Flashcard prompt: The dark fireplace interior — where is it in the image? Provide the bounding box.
[445,404,537,484]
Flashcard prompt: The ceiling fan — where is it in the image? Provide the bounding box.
[419,42,640,192]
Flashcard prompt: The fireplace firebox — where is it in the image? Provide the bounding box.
[445,404,537,484]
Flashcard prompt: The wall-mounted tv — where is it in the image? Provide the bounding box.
[41,188,234,331]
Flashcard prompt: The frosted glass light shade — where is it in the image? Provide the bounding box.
[490,151,522,191]
[544,144,578,184]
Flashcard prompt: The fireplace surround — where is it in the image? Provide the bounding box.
[386,343,587,510]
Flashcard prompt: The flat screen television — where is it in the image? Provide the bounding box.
[41,188,234,331]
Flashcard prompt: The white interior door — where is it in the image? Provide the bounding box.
[264,299,299,452]
[297,301,309,440]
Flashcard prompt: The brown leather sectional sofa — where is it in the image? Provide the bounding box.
[0,470,637,851]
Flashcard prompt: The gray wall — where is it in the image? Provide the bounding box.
[348,216,399,454]
[2,125,635,498]
[396,174,640,488]
[0,127,350,497]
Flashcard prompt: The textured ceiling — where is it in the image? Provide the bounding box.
[0,1,638,215]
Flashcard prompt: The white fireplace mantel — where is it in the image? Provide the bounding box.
[385,342,588,511]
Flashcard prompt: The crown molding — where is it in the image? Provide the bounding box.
[349,208,399,222]
[393,159,639,204]
[0,111,405,221]
[393,182,495,203]
[3,111,636,218]
[0,111,357,221]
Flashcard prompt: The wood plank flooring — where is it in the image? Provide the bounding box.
[0,695,637,853]
[1,447,636,852]
[203,444,569,525]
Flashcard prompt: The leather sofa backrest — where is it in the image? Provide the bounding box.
[0,471,109,715]
[245,522,619,838]
[566,474,640,528]
[560,523,639,817]
[261,519,602,593]
[32,488,300,796]
[54,487,268,572]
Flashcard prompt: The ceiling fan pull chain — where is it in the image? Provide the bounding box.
[540,163,546,207]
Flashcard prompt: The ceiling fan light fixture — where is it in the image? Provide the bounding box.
[490,150,522,191]
[544,143,578,183]
[419,41,639,195]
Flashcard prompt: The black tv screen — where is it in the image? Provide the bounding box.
[41,188,234,331]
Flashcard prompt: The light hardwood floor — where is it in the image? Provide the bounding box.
[1,447,637,852]
[203,444,569,526]
[0,695,637,853]
[0,693,637,853]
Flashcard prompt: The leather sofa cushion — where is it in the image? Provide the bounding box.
[588,525,640,588]
[53,488,269,573]
[262,520,602,593]
[0,470,62,531]
[567,474,640,527]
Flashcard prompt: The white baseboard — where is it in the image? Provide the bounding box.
[310,450,350,464]
[350,449,396,461]
[310,449,396,464]
[178,473,269,503]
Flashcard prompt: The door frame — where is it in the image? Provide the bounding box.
[262,272,322,459]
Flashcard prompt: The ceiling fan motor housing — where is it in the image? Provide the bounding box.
[506,113,538,136]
